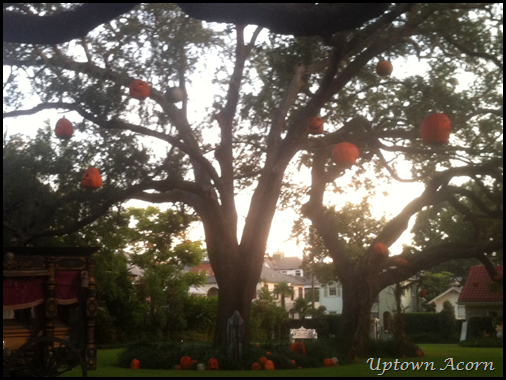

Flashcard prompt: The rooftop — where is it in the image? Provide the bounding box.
[458,265,503,303]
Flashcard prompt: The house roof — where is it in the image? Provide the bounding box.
[458,265,503,303]
[260,266,307,285]
[270,256,303,270]
[205,266,313,287]
[427,286,462,305]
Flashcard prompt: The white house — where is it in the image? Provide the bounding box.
[320,277,424,337]
[427,286,465,320]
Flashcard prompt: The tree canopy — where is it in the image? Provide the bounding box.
[3,3,503,356]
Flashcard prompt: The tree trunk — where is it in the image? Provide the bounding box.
[340,274,377,359]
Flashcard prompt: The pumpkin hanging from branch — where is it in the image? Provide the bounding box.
[373,242,389,257]
[129,79,150,100]
[164,86,185,103]
[332,142,360,166]
[54,117,74,139]
[394,257,409,267]
[418,290,427,298]
[420,113,451,144]
[376,60,393,76]
[81,167,103,189]
[308,116,325,134]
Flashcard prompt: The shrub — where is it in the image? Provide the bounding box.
[467,316,495,339]
[459,337,503,348]
[438,301,456,340]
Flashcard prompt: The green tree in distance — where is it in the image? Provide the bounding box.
[273,281,294,310]
[3,3,502,357]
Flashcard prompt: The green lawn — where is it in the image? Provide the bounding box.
[78,344,503,377]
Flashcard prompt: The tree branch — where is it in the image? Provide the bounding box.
[3,4,140,44]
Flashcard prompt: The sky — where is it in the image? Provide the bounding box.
[3,23,476,260]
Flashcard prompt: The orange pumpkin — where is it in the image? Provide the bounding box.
[129,79,150,100]
[180,356,192,370]
[373,242,389,257]
[130,359,140,369]
[264,360,275,370]
[207,358,219,370]
[173,364,182,370]
[416,349,424,357]
[54,117,74,139]
[420,113,451,144]
[81,167,103,189]
[376,61,393,76]
[289,359,296,367]
[395,257,409,267]
[259,356,268,365]
[418,290,427,298]
[289,342,306,356]
[323,358,335,367]
[251,362,262,370]
[332,142,359,166]
[308,116,325,134]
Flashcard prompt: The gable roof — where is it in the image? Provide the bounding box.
[260,266,307,285]
[271,256,303,270]
[458,265,503,303]
[427,286,462,305]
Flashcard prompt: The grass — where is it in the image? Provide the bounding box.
[66,344,503,377]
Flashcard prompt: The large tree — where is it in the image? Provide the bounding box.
[3,3,503,356]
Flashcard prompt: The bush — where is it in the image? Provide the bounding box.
[459,337,503,348]
[467,316,496,339]
[117,339,347,370]
[438,301,456,340]
[404,313,439,334]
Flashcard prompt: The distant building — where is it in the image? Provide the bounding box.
[427,286,465,319]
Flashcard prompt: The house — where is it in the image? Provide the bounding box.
[264,251,305,277]
[427,286,465,320]
[320,277,424,338]
[457,265,503,340]
[189,255,320,317]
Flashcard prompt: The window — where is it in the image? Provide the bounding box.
[298,287,303,299]
[280,270,287,274]
[328,285,337,296]
[457,305,466,319]
[295,270,302,277]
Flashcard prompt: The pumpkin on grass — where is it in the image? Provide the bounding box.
[259,356,268,365]
[54,117,74,139]
[207,358,219,370]
[180,356,192,370]
[81,167,103,189]
[376,61,393,76]
[129,79,150,100]
[308,116,325,134]
[323,358,335,367]
[264,360,275,370]
[130,359,140,369]
[332,142,359,166]
[420,113,451,144]
[251,362,262,370]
